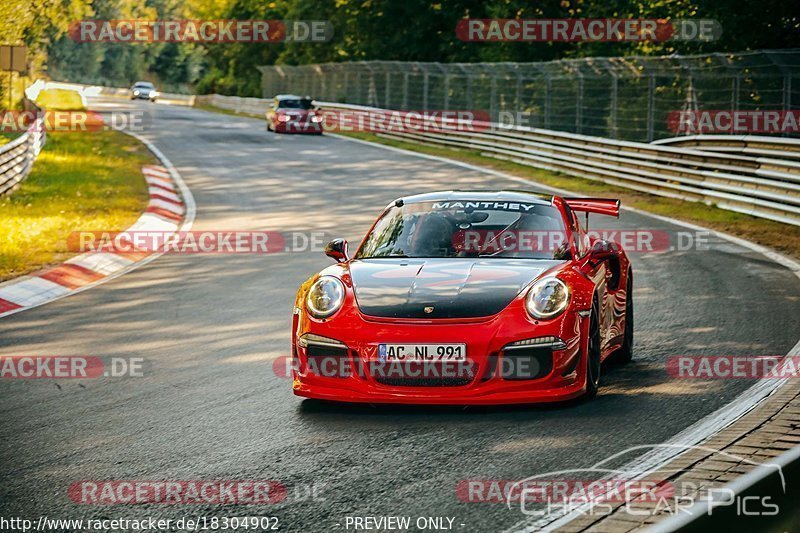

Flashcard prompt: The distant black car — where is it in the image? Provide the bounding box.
[130,82,158,102]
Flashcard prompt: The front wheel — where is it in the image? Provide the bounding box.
[584,301,602,401]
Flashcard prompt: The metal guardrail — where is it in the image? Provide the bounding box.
[0,82,47,196]
[312,101,800,226]
[654,134,800,161]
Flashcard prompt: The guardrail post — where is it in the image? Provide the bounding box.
[466,74,474,111]
[423,71,429,111]
[402,72,409,110]
[385,71,391,109]
[444,74,450,111]
[647,74,655,142]
[365,63,377,107]
[315,65,325,100]
[784,73,792,113]
[610,73,619,139]
[545,77,552,130]
[490,73,497,122]
[576,72,584,134]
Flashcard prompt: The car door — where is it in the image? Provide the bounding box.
[570,211,615,354]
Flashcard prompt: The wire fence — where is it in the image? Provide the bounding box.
[258,49,800,142]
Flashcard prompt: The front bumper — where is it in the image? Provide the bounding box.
[292,305,590,405]
[275,120,323,134]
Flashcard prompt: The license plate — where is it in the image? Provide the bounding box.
[377,344,466,362]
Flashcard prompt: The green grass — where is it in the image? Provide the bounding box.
[0,130,152,281]
[36,89,86,111]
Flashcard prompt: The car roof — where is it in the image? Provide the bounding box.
[133,81,154,86]
[397,190,554,206]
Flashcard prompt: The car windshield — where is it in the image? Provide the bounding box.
[278,99,313,110]
[133,83,154,89]
[356,200,571,260]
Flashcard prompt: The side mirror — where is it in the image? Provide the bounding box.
[325,239,349,262]
[589,240,615,263]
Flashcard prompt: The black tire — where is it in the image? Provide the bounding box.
[613,274,634,364]
[584,300,602,401]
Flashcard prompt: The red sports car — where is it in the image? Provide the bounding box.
[291,191,633,404]
[265,94,323,134]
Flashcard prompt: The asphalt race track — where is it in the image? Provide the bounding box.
[1,98,799,532]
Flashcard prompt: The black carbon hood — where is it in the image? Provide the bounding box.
[349,258,563,319]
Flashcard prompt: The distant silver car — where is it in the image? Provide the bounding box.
[130,82,158,102]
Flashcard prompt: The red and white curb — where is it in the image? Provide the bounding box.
[0,133,195,318]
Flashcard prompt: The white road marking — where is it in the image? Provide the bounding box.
[0,277,72,306]
[143,175,176,191]
[66,252,135,276]
[148,187,181,202]
[148,198,185,214]
[128,213,180,232]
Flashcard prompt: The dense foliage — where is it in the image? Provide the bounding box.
[2,0,798,96]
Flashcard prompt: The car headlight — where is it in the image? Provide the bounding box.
[306,276,345,318]
[133,90,140,96]
[277,114,289,122]
[525,277,570,319]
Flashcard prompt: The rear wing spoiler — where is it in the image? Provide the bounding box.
[563,198,620,218]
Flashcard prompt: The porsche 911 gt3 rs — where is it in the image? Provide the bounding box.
[292,191,633,404]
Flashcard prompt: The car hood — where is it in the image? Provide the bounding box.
[349,258,564,319]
